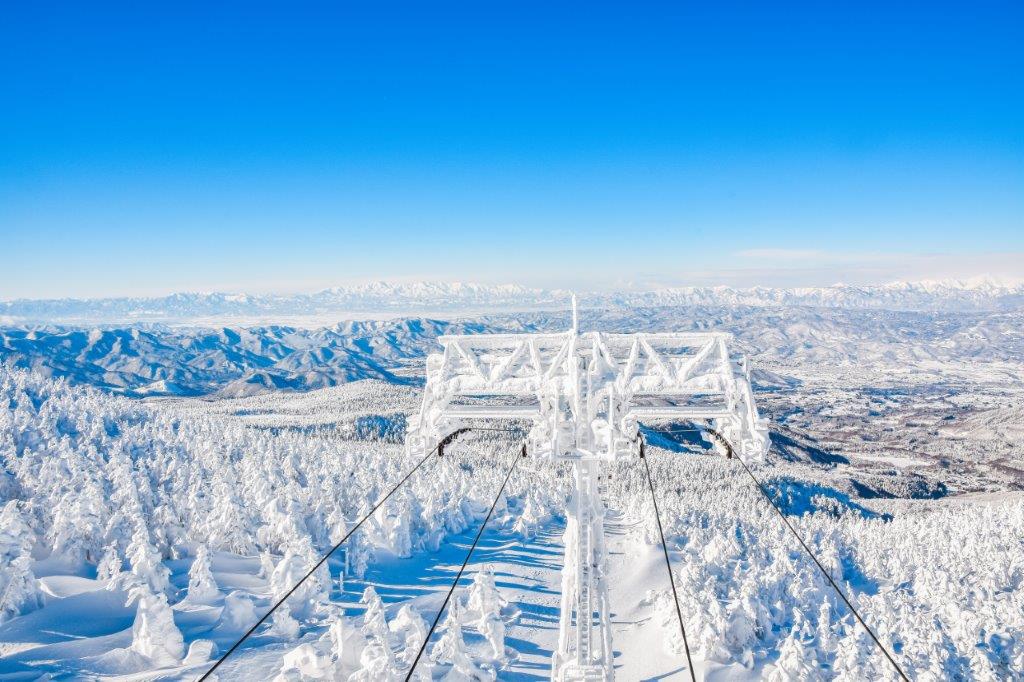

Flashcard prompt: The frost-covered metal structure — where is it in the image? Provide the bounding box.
[407,299,769,681]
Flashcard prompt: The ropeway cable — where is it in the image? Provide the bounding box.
[705,428,911,682]
[405,443,527,680]
[199,427,514,680]
[638,436,697,682]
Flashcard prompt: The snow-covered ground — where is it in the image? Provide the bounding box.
[1,300,1023,680]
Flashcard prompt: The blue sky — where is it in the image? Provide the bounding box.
[1,1,1022,299]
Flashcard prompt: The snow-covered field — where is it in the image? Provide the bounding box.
[1,297,1023,680]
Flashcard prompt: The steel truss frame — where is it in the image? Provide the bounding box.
[406,308,769,680]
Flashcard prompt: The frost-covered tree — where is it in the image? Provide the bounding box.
[218,590,257,632]
[269,607,301,640]
[48,484,105,565]
[323,616,347,676]
[0,501,42,622]
[274,642,330,681]
[347,642,394,681]
[479,613,506,662]
[360,585,391,649]
[429,599,493,680]
[184,544,218,604]
[465,567,507,620]
[205,466,255,555]
[767,617,819,681]
[270,537,329,619]
[0,555,43,623]
[390,604,428,668]
[0,500,35,566]
[126,583,185,666]
[96,542,124,582]
[126,527,171,596]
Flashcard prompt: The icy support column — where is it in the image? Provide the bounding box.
[591,464,613,680]
[552,458,613,682]
[555,498,579,670]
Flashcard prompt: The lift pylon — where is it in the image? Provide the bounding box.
[406,298,770,680]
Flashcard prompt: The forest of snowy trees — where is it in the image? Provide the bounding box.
[0,364,1022,679]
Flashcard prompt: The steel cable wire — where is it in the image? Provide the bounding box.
[704,428,911,682]
[405,443,526,680]
[638,437,697,682]
[199,427,517,680]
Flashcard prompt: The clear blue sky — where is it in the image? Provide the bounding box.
[1,1,1022,299]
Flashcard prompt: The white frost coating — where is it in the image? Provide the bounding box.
[0,555,42,623]
[465,567,507,622]
[429,599,494,681]
[268,608,300,640]
[479,613,506,662]
[274,642,331,681]
[183,639,215,666]
[348,642,398,681]
[184,544,218,604]
[408,329,769,463]
[359,585,390,645]
[126,527,171,596]
[1,336,1022,680]
[466,567,510,663]
[96,542,123,582]
[0,501,42,623]
[126,583,185,666]
[407,315,772,680]
[270,537,329,618]
[218,590,257,632]
[390,604,428,668]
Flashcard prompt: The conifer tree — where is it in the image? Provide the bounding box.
[184,544,218,603]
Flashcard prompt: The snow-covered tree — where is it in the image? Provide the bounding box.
[390,604,428,668]
[430,599,493,680]
[96,542,123,582]
[347,642,394,681]
[360,585,391,648]
[767,619,819,681]
[184,544,218,603]
[269,607,301,640]
[218,590,257,632]
[323,616,347,676]
[0,501,41,622]
[0,500,35,565]
[465,567,506,618]
[0,555,43,623]
[126,527,171,596]
[270,537,329,619]
[126,583,185,666]
[274,642,330,681]
[479,612,506,662]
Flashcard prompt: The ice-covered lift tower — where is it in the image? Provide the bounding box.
[407,297,769,681]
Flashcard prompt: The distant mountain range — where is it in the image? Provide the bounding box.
[2,305,1021,398]
[0,319,508,398]
[2,278,1023,325]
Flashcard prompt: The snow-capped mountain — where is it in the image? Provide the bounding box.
[3,307,1022,398]
[0,319,509,397]
[606,277,1024,312]
[2,279,1023,325]
[0,282,567,325]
